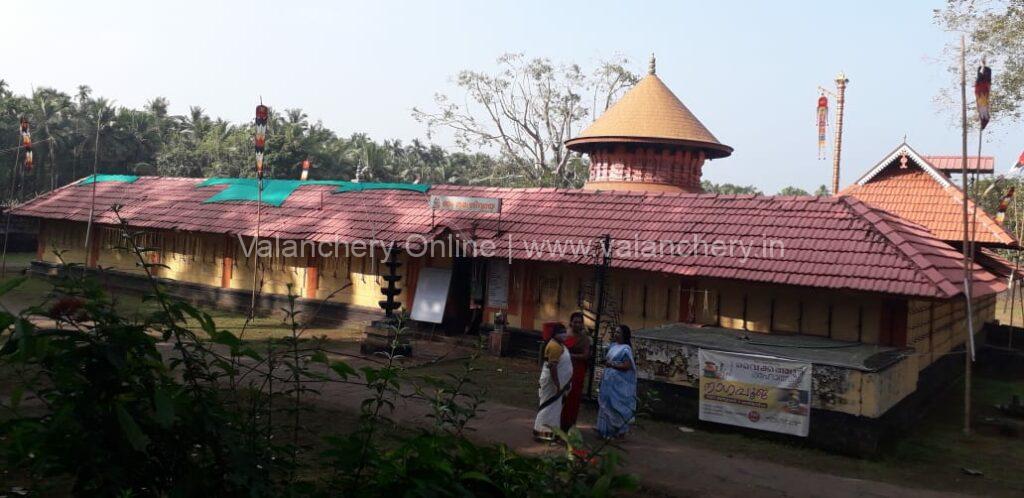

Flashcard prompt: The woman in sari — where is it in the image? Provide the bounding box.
[597,324,636,439]
[560,311,591,432]
[534,324,573,441]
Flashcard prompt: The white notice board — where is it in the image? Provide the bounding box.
[486,260,510,308]
[697,349,812,437]
[410,267,453,324]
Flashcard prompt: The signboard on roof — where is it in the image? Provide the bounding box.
[697,349,812,437]
[429,195,501,214]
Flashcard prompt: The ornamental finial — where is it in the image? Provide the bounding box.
[649,53,656,75]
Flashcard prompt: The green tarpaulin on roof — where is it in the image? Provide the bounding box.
[197,178,429,207]
[78,174,140,185]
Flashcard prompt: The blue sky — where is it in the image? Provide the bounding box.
[5,0,1022,192]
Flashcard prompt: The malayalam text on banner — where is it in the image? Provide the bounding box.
[697,349,812,437]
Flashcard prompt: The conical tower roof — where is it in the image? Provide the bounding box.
[566,66,732,158]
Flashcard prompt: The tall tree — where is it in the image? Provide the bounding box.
[412,53,639,187]
[936,0,1024,123]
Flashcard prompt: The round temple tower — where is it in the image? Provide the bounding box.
[566,56,732,193]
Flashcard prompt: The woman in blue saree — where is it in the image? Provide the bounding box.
[597,324,636,439]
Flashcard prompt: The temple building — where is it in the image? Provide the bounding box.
[842,143,1015,248]
[11,59,1008,453]
[842,143,1020,285]
[567,58,732,193]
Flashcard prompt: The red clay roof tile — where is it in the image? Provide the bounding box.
[12,176,1004,299]
[843,148,1015,247]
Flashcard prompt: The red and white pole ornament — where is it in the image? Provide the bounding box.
[19,117,33,171]
[975,59,991,131]
[816,94,828,160]
[300,158,310,181]
[254,104,269,183]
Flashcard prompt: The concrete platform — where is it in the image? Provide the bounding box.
[636,323,908,371]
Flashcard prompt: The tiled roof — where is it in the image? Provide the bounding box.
[565,73,733,158]
[14,177,1004,299]
[975,248,1024,281]
[843,144,1016,247]
[922,155,994,173]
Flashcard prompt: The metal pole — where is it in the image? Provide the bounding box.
[586,234,611,399]
[1,147,23,279]
[84,113,101,266]
[251,180,262,317]
[831,72,849,195]
[958,35,972,436]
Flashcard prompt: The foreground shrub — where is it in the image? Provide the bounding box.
[0,214,635,497]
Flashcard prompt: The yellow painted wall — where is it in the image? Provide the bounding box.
[860,358,920,418]
[36,220,998,361]
[39,220,90,265]
[157,231,224,286]
[908,294,995,371]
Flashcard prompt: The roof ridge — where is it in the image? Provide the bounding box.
[838,195,961,298]
[854,143,952,188]
[940,183,1017,245]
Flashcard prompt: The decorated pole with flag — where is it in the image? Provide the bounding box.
[300,158,310,181]
[969,58,993,279]
[818,72,849,195]
[251,102,269,315]
[816,94,828,160]
[2,118,31,278]
[969,58,993,257]
[957,36,972,436]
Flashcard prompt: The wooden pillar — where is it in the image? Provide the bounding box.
[831,73,849,195]
[405,255,420,311]
[221,235,234,288]
[35,224,46,261]
[506,261,520,315]
[304,255,319,299]
[87,229,100,268]
[678,278,697,322]
[879,299,909,347]
[519,263,536,331]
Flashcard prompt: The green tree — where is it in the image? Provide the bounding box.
[701,180,763,195]
[776,186,810,196]
[412,54,640,187]
[935,0,1024,123]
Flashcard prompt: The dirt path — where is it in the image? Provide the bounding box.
[284,345,967,498]
[0,272,986,497]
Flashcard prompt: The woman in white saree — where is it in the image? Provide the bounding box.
[533,324,573,441]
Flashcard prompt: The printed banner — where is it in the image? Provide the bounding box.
[698,349,811,437]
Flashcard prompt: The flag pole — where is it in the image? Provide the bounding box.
[958,34,973,436]
[251,101,269,317]
[1,131,24,279]
[831,72,849,195]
